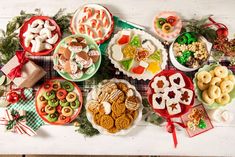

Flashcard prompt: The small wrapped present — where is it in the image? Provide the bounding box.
[0,109,37,136]
[1,51,46,88]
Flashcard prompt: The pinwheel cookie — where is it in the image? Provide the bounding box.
[86,79,143,135]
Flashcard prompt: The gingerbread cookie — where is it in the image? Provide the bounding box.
[100,115,114,130]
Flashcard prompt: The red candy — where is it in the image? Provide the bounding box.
[167,16,177,26]
[6,91,20,104]
[132,66,145,74]
[118,35,130,45]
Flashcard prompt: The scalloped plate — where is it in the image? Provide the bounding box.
[107,29,168,81]
[86,78,143,135]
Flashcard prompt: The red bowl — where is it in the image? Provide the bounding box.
[35,77,83,125]
[147,70,195,119]
[19,16,61,56]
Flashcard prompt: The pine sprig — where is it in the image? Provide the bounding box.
[183,15,218,43]
[75,106,99,137]
[142,98,165,126]
[53,9,73,35]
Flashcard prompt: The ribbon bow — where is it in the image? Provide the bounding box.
[166,118,186,148]
[7,51,29,80]
[0,109,36,136]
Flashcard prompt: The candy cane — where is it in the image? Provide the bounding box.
[94,10,101,19]
[78,24,86,34]
[86,26,96,38]
[90,19,101,30]
[97,28,103,38]
[103,16,109,28]
[81,7,93,23]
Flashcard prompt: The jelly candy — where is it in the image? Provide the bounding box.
[122,44,137,58]
[130,35,141,47]
[147,62,161,74]
[156,18,167,28]
[111,44,123,61]
[118,30,131,45]
[162,23,172,33]
[120,58,134,71]
[149,50,161,61]
[182,50,193,60]
[198,119,207,129]
[167,16,177,26]
[176,35,187,45]
[176,56,186,65]
[142,40,155,54]
[185,32,197,44]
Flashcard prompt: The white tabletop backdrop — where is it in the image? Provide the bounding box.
[0,0,235,156]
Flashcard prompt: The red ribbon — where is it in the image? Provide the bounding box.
[9,83,26,101]
[7,51,29,80]
[203,16,228,30]
[166,118,187,148]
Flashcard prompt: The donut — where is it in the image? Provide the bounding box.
[220,80,234,93]
[197,81,209,90]
[208,85,221,99]
[197,71,212,83]
[222,74,235,84]
[215,93,230,105]
[209,70,215,78]
[202,90,215,105]
[214,66,228,78]
[210,77,221,86]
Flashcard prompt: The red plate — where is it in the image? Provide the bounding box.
[147,70,194,118]
[19,16,61,56]
[35,77,83,125]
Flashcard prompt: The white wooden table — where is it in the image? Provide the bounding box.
[0,0,235,156]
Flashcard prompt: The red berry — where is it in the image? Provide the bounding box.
[6,91,20,104]
[216,28,228,38]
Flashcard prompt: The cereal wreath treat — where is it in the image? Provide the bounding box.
[194,64,235,108]
[86,79,143,135]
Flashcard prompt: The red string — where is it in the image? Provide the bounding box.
[10,83,26,100]
[166,119,187,148]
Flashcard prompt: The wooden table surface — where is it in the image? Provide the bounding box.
[0,0,235,156]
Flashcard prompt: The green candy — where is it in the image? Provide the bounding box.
[44,90,55,100]
[198,119,207,129]
[120,58,134,71]
[176,56,186,65]
[70,99,80,109]
[176,35,188,45]
[182,50,193,59]
[46,113,59,122]
[48,99,59,107]
[149,50,161,61]
[156,18,167,28]
[130,35,141,47]
[60,99,69,107]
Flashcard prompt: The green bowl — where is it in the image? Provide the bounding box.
[193,63,235,109]
[53,34,101,82]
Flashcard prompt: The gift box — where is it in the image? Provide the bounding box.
[1,51,46,88]
[0,109,36,136]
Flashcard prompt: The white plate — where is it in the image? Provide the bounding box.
[86,78,143,136]
[107,29,168,80]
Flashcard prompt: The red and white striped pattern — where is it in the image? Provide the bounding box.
[0,110,37,136]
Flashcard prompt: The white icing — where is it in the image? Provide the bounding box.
[31,19,44,28]
[152,93,165,109]
[127,89,134,97]
[166,101,181,115]
[70,71,83,79]
[39,27,52,38]
[46,33,59,44]
[102,101,111,114]
[111,44,123,61]
[70,61,78,74]
[142,40,155,54]
[169,73,185,89]
[179,88,193,105]
[69,45,83,53]
[44,20,56,31]
[139,60,149,68]
[151,76,170,93]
